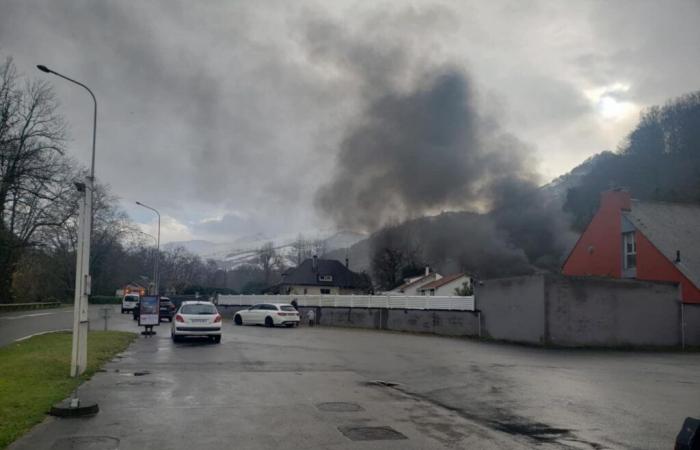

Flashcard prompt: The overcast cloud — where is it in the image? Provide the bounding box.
[1,0,698,242]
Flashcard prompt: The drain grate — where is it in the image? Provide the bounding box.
[50,436,120,450]
[316,402,364,412]
[338,426,407,441]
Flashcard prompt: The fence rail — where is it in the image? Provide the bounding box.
[0,302,62,312]
[216,294,475,311]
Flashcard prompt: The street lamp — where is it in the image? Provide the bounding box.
[136,201,161,296]
[37,64,96,380]
[136,231,158,294]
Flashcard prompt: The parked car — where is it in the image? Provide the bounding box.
[132,297,175,322]
[158,297,175,322]
[171,301,222,343]
[121,294,139,314]
[233,303,300,328]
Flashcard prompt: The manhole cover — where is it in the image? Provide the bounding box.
[316,402,364,412]
[338,426,407,441]
[51,436,120,450]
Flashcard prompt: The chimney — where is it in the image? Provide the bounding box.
[345,257,349,268]
[312,255,318,272]
[600,188,631,212]
[425,266,430,276]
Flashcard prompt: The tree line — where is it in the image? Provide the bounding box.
[0,57,239,303]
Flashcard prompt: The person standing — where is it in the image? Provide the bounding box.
[307,308,316,327]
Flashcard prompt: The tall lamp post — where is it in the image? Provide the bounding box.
[37,65,96,380]
[137,231,158,294]
[136,202,161,296]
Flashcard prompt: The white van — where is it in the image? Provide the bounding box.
[121,294,140,313]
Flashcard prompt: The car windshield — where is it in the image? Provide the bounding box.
[280,305,296,311]
[125,295,138,301]
[180,304,217,315]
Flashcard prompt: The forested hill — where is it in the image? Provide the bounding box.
[332,90,700,289]
[564,91,700,230]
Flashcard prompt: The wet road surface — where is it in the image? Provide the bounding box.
[8,306,700,449]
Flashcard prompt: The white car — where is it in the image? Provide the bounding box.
[121,294,140,313]
[171,301,222,343]
[233,303,300,328]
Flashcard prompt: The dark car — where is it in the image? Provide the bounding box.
[132,297,175,322]
[158,297,175,322]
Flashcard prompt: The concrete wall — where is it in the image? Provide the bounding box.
[217,304,478,337]
[218,276,699,348]
[545,276,680,347]
[478,274,685,347]
[477,275,546,344]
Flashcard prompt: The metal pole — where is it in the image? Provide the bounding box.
[136,202,161,296]
[37,65,96,378]
[137,231,157,294]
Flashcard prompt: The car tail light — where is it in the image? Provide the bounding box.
[213,314,222,323]
[175,314,184,323]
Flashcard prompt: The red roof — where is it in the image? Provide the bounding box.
[395,273,435,292]
[419,273,466,290]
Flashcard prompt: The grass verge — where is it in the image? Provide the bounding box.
[0,331,136,449]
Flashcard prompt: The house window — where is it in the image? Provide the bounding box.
[320,288,331,295]
[318,275,333,282]
[623,232,636,270]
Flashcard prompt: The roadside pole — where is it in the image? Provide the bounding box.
[70,181,91,377]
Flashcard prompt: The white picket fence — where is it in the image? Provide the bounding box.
[216,294,475,311]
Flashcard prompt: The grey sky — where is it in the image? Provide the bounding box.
[1,0,699,243]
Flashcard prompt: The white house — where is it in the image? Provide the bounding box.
[418,273,471,296]
[389,268,442,296]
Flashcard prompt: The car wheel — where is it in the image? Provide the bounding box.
[171,334,180,343]
[234,315,242,326]
[265,316,274,328]
[120,308,124,314]
[212,336,221,344]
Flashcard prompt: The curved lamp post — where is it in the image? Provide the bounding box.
[136,201,161,296]
[37,65,96,379]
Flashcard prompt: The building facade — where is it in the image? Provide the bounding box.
[280,256,372,295]
[562,190,700,303]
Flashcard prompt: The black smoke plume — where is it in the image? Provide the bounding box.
[316,68,538,231]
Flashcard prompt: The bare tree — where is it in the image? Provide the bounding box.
[311,238,327,258]
[0,57,71,302]
[370,225,425,291]
[257,241,279,285]
[291,233,311,266]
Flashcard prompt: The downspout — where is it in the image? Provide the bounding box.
[680,300,685,351]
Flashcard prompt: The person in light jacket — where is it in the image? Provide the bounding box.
[307,308,316,327]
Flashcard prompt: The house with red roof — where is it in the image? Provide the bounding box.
[418,273,471,296]
[562,189,700,303]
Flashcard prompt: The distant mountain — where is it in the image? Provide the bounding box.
[165,229,368,269]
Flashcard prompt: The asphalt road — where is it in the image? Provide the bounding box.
[8,306,700,449]
[0,306,99,347]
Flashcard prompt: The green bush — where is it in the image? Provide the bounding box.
[89,296,121,304]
